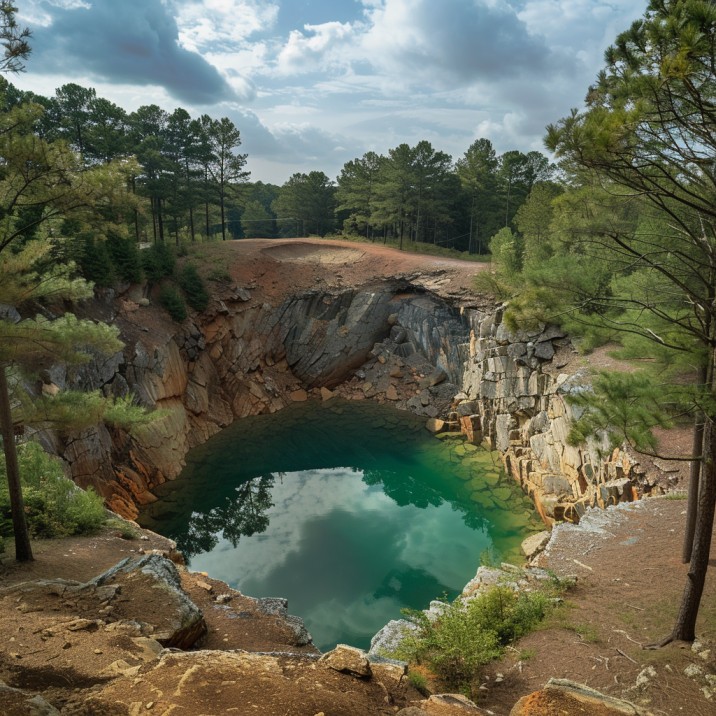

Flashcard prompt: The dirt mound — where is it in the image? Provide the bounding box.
[261,241,366,264]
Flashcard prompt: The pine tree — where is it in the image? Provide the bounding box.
[0,85,144,561]
[525,0,716,644]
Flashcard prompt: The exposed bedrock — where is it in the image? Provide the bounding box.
[457,307,658,524]
[55,280,665,524]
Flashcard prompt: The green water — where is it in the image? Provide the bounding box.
[138,399,542,651]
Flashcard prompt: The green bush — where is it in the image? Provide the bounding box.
[178,264,209,311]
[0,442,106,540]
[142,241,176,284]
[388,585,553,695]
[106,232,143,283]
[159,284,187,321]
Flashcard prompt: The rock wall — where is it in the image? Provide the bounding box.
[59,284,408,518]
[455,306,654,524]
[57,281,661,525]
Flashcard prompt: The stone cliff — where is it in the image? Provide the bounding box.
[49,239,669,524]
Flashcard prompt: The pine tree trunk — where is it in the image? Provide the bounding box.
[157,199,165,243]
[189,205,195,242]
[0,363,33,562]
[670,415,715,642]
[683,415,705,563]
[220,192,226,241]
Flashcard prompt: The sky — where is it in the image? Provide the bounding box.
[13,0,647,185]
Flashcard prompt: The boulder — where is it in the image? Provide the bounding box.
[290,388,309,402]
[521,531,551,559]
[319,644,371,677]
[426,418,446,434]
[91,554,206,649]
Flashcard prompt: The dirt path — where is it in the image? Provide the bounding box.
[478,497,716,715]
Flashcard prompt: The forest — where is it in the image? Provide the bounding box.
[0,77,557,256]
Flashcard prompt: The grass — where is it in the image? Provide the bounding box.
[663,492,688,500]
[105,518,140,540]
[540,600,601,644]
[407,670,430,695]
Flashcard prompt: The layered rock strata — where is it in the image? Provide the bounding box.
[54,271,663,524]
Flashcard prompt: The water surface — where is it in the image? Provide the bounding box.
[139,400,541,650]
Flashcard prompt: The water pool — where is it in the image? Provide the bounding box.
[138,399,542,651]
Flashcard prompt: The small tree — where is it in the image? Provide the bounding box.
[0,86,144,561]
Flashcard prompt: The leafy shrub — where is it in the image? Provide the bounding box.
[388,585,554,695]
[142,241,176,284]
[0,442,106,540]
[159,284,187,322]
[178,264,209,311]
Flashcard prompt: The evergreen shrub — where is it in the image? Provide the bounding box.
[159,284,187,321]
[0,442,106,539]
[142,241,176,284]
[178,264,209,311]
[106,232,143,283]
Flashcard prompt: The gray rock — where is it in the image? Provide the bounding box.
[533,340,555,361]
[425,694,482,711]
[521,531,551,558]
[456,400,477,416]
[256,597,289,617]
[91,555,206,649]
[390,325,408,344]
[284,614,313,646]
[0,303,21,323]
[319,644,371,677]
[369,619,418,657]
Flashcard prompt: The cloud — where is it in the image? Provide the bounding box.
[24,0,233,105]
[276,21,355,75]
[175,0,280,52]
[361,0,556,88]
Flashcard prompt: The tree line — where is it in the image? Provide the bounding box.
[2,77,559,254]
[271,141,555,253]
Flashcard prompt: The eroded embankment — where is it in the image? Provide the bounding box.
[45,240,669,523]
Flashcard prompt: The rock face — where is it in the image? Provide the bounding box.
[458,307,649,524]
[57,270,662,525]
[60,284,409,518]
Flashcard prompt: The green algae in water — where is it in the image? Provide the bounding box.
[138,400,541,651]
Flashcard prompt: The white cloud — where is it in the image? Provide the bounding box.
[174,0,280,51]
[276,21,356,75]
[360,0,555,88]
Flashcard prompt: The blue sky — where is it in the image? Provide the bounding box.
[15,1,646,185]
